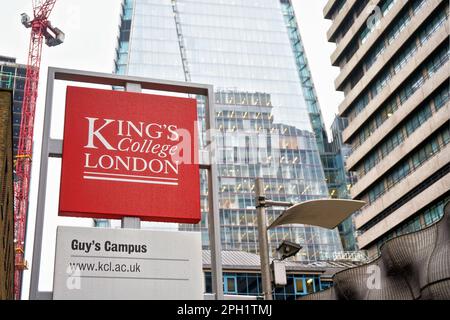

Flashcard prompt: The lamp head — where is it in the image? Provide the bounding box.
[276,240,302,260]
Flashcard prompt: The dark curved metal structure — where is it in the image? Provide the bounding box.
[302,202,450,300]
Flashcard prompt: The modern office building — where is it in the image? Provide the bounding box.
[202,250,360,300]
[279,0,330,154]
[0,89,14,299]
[111,0,345,261]
[323,116,359,251]
[0,56,27,156]
[324,0,449,256]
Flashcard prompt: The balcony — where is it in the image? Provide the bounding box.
[354,142,450,229]
[326,0,360,43]
[330,0,383,66]
[357,171,450,248]
[335,0,444,92]
[341,53,449,145]
[345,61,449,170]
[350,102,449,198]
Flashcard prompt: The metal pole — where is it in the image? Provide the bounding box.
[120,83,142,230]
[255,178,273,300]
[121,217,141,229]
[29,69,56,300]
[205,87,224,300]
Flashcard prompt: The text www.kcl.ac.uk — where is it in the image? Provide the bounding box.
[68,261,142,273]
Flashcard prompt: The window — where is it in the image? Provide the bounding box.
[369,182,385,203]
[320,281,333,291]
[294,277,305,295]
[123,0,133,20]
[420,10,448,44]
[15,78,25,90]
[17,67,26,77]
[305,277,316,294]
[434,86,450,110]
[426,45,450,77]
[14,90,23,102]
[94,220,110,228]
[2,66,15,75]
[294,276,316,295]
[443,129,450,145]
[117,52,128,65]
[204,273,212,293]
[224,276,237,294]
[118,41,129,54]
[116,65,126,75]
[387,13,411,45]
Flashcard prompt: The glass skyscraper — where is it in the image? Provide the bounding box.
[112,0,343,261]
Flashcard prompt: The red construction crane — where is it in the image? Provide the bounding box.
[14,0,64,300]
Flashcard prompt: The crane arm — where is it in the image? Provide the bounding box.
[33,0,57,20]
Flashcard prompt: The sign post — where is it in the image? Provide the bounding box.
[122,82,142,230]
[29,67,224,300]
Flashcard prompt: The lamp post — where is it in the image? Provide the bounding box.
[255,177,365,300]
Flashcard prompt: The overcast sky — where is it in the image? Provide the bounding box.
[2,0,342,133]
[0,0,342,298]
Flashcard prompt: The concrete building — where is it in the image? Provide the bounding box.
[0,89,14,299]
[324,0,449,256]
[109,0,346,262]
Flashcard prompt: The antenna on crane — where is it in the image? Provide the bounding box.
[14,0,64,300]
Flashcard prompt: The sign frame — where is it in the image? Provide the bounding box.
[29,67,224,300]
[52,226,204,300]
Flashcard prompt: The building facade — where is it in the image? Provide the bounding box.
[202,250,359,300]
[324,0,449,256]
[0,56,27,156]
[0,89,14,299]
[280,0,330,154]
[303,201,450,300]
[324,116,359,251]
[111,0,344,261]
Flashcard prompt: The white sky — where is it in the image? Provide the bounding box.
[0,0,343,298]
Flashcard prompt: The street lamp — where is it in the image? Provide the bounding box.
[276,240,302,261]
[255,178,365,300]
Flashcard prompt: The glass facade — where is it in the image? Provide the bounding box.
[280,0,359,252]
[204,271,331,300]
[0,56,27,156]
[280,0,329,154]
[113,0,343,261]
[325,116,359,251]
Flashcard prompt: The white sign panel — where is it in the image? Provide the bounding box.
[53,226,203,300]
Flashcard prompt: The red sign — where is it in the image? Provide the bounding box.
[59,86,200,223]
